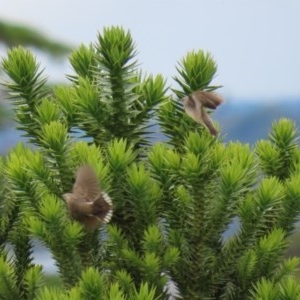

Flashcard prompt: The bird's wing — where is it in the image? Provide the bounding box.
[201,109,218,136]
[193,91,223,109]
[183,95,203,123]
[72,165,101,202]
[93,192,113,223]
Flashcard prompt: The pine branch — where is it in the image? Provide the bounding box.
[0,20,72,56]
[1,47,50,145]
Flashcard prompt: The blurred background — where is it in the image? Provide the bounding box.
[1,0,300,151]
[1,0,300,274]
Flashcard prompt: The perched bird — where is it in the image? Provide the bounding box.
[63,165,113,230]
[182,90,224,136]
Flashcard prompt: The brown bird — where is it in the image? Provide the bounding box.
[182,90,224,136]
[63,165,113,230]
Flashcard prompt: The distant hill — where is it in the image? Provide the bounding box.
[1,99,299,154]
[215,99,300,144]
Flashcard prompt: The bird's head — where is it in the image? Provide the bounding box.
[62,193,72,204]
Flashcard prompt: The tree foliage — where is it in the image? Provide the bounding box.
[0,26,300,299]
[0,20,72,56]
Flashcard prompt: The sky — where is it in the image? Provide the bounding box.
[1,0,300,102]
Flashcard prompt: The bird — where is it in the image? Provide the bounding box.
[63,165,113,230]
[182,90,224,136]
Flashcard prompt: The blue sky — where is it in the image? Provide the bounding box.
[1,0,300,102]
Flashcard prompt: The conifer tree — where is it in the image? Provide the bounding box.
[0,26,300,299]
